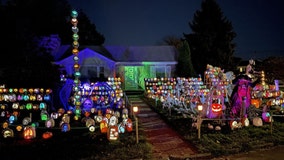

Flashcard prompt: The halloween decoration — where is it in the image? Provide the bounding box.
[107,125,119,141]
[230,74,258,118]
[42,131,53,139]
[23,126,36,140]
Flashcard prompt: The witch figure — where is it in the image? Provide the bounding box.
[230,59,260,118]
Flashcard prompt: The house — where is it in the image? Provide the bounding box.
[55,45,179,90]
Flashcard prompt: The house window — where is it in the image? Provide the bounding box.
[80,66,104,80]
[155,66,165,78]
[151,66,171,78]
[99,67,104,78]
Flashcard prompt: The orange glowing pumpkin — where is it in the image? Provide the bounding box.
[42,131,53,139]
[251,98,261,108]
[212,103,222,113]
[100,120,108,133]
[23,126,36,140]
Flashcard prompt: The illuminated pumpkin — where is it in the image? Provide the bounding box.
[12,103,19,109]
[22,117,31,125]
[74,64,80,69]
[3,128,14,138]
[230,120,240,130]
[107,125,119,141]
[126,118,133,132]
[89,125,95,132]
[118,123,125,133]
[241,117,250,127]
[252,117,263,127]
[23,126,36,140]
[262,112,272,123]
[29,95,36,101]
[85,118,95,128]
[45,118,55,128]
[251,99,261,108]
[2,122,9,129]
[44,94,51,101]
[61,123,70,132]
[212,103,222,113]
[16,125,23,131]
[58,108,65,115]
[72,48,79,55]
[46,89,52,94]
[37,95,43,101]
[28,88,34,94]
[40,110,49,121]
[100,120,108,133]
[42,131,53,139]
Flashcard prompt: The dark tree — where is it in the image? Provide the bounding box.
[184,0,236,76]
[0,0,105,88]
[258,57,284,84]
[176,40,196,77]
[75,10,105,45]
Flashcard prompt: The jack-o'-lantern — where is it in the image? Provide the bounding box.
[23,126,36,140]
[3,128,14,138]
[12,103,19,109]
[61,123,70,132]
[40,110,49,121]
[212,103,222,113]
[29,94,36,101]
[251,99,261,108]
[100,120,108,133]
[118,123,125,133]
[89,125,95,132]
[126,118,133,132]
[86,118,95,128]
[42,131,53,139]
[22,117,31,126]
[230,120,238,130]
[45,118,55,128]
[241,117,250,127]
[16,125,22,131]
[107,125,119,141]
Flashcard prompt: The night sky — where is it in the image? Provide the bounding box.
[69,0,284,60]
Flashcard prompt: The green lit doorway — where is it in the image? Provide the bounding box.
[124,66,138,90]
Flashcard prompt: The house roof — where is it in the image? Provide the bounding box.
[105,45,178,62]
[54,45,179,65]
[55,48,115,66]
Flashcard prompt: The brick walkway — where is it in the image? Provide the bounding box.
[128,95,204,160]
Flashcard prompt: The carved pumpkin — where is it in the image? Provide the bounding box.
[23,126,36,140]
[107,125,119,141]
[251,99,261,108]
[45,118,55,128]
[100,120,108,133]
[241,117,250,127]
[212,103,222,113]
[262,112,272,123]
[230,120,238,130]
[61,123,70,132]
[3,128,14,138]
[126,118,133,132]
[42,131,53,139]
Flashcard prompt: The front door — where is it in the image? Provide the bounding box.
[124,66,137,90]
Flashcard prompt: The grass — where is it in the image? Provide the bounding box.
[0,120,152,160]
[144,96,284,157]
[2,95,284,159]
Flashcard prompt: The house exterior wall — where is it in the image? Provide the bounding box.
[115,63,177,90]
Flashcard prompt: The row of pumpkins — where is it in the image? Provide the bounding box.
[1,107,134,141]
